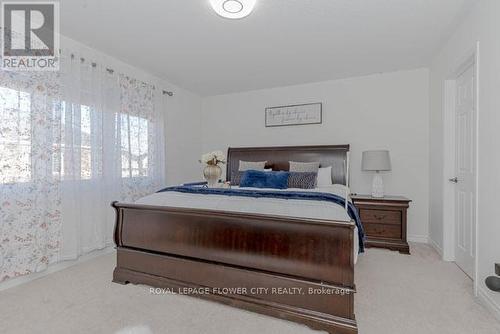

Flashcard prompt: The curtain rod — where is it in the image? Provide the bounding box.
[66,51,174,96]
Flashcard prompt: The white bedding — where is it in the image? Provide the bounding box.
[136,184,359,263]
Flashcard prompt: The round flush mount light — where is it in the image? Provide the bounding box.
[223,0,243,13]
[209,0,257,19]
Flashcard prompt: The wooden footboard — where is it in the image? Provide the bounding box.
[112,201,358,334]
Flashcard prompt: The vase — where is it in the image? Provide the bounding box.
[203,164,222,187]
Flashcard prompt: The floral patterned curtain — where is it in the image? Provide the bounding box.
[0,54,166,283]
[0,72,62,281]
[118,74,165,202]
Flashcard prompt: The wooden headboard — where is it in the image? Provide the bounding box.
[226,145,350,185]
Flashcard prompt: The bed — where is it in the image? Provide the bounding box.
[112,145,359,334]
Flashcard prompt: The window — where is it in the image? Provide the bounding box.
[52,102,101,181]
[0,86,32,184]
[2,76,154,184]
[80,105,93,180]
[120,113,149,178]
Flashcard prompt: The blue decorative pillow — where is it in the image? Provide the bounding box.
[239,170,290,189]
[287,172,318,189]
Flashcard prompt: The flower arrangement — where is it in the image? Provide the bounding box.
[200,151,226,166]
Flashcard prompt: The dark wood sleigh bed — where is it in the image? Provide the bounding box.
[112,145,358,334]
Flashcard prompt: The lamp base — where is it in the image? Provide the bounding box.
[371,173,384,198]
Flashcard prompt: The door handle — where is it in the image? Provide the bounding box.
[449,177,458,183]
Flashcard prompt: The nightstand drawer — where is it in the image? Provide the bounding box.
[360,209,401,225]
[364,223,402,239]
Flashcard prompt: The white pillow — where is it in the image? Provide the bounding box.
[238,160,267,171]
[317,166,333,186]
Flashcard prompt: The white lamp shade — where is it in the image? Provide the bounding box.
[362,150,391,171]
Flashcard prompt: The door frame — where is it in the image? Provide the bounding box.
[442,42,479,293]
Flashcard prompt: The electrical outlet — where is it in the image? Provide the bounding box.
[495,263,500,276]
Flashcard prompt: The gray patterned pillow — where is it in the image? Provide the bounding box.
[287,172,318,189]
[238,160,267,171]
[289,161,320,173]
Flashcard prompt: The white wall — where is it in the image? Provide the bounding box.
[202,69,430,241]
[429,0,500,317]
[165,89,202,185]
[61,36,203,186]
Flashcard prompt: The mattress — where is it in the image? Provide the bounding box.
[136,184,359,263]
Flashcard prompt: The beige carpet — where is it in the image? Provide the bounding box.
[1,243,499,334]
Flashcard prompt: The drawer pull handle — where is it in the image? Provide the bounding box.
[374,215,386,220]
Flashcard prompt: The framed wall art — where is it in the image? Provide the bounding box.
[265,102,322,127]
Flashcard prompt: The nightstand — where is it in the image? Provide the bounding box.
[351,194,411,254]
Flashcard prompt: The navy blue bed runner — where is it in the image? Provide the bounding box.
[158,185,365,252]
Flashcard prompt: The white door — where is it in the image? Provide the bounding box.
[452,64,476,278]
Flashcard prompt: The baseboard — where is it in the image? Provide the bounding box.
[477,285,500,322]
[428,237,443,257]
[407,234,429,243]
[58,241,114,262]
[0,246,115,292]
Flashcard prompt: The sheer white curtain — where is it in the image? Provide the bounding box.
[58,52,110,260]
[0,51,166,282]
[59,52,166,260]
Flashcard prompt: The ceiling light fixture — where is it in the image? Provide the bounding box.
[209,0,257,19]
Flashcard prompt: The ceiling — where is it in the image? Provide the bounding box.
[61,0,473,96]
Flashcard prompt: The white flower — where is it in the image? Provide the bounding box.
[200,153,212,164]
[200,150,225,165]
[214,150,225,162]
